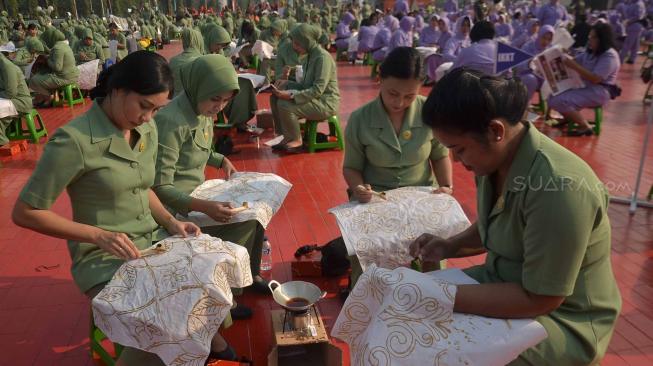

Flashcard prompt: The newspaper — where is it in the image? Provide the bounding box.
[251,40,275,59]
[532,46,583,97]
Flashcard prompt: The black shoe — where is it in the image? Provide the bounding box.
[567,128,594,137]
[230,303,253,320]
[248,277,271,294]
[284,145,305,154]
[626,59,635,64]
[207,344,237,363]
[271,143,286,151]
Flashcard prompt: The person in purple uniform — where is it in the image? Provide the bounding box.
[420,15,442,47]
[537,0,568,26]
[389,16,415,52]
[512,18,540,48]
[371,15,399,62]
[620,0,646,63]
[394,0,409,15]
[336,12,356,51]
[414,14,425,33]
[548,23,621,136]
[511,11,526,39]
[444,0,459,14]
[441,15,473,63]
[451,20,497,75]
[495,13,513,38]
[358,16,380,53]
[517,25,554,100]
[437,17,454,48]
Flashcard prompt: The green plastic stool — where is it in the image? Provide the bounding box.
[533,90,547,114]
[249,54,260,72]
[302,115,344,153]
[90,314,123,366]
[363,52,373,66]
[55,83,85,108]
[7,109,48,143]
[370,60,380,79]
[569,106,603,135]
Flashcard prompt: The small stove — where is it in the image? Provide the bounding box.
[282,305,318,337]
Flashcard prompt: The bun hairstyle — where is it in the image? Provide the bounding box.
[379,46,422,80]
[422,68,529,139]
[90,50,174,100]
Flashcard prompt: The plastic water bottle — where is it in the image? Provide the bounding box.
[260,236,272,273]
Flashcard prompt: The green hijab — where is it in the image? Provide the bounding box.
[289,23,320,51]
[181,27,205,54]
[270,19,287,34]
[204,24,231,53]
[82,28,94,40]
[42,28,65,49]
[25,37,45,53]
[179,54,239,113]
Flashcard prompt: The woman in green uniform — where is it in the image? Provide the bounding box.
[203,24,258,132]
[273,24,302,84]
[410,67,620,365]
[108,22,128,61]
[29,29,79,107]
[270,24,339,153]
[169,27,205,96]
[343,47,453,284]
[0,49,32,146]
[74,28,106,69]
[12,37,45,74]
[154,54,268,319]
[12,51,238,365]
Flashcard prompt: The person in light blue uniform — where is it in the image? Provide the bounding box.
[620,0,646,63]
[358,16,380,52]
[371,16,399,62]
[548,23,621,136]
[451,20,497,76]
[388,16,415,52]
[335,12,356,51]
[443,0,459,14]
[495,13,513,38]
[537,0,568,26]
[512,18,539,49]
[393,0,409,15]
[419,15,441,47]
[518,24,554,100]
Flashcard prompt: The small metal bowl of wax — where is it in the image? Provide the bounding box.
[268,280,327,312]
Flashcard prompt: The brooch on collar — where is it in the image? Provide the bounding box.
[402,130,412,140]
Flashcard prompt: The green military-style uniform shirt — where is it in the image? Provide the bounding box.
[464,122,621,365]
[47,40,80,81]
[18,101,166,293]
[0,53,32,113]
[343,95,449,192]
[153,93,224,215]
[274,37,302,81]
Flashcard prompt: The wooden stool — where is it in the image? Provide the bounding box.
[6,109,48,143]
[302,115,344,153]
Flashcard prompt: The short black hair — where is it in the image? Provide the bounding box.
[379,46,422,80]
[590,22,614,55]
[470,20,495,42]
[27,23,37,31]
[90,50,174,100]
[422,68,528,137]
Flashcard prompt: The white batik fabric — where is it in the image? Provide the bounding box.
[178,172,292,229]
[329,186,470,269]
[92,234,252,366]
[332,266,548,366]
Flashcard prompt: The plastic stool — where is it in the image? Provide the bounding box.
[370,60,380,79]
[568,107,603,135]
[6,109,48,143]
[249,54,260,72]
[302,115,344,153]
[90,314,123,366]
[363,52,373,66]
[55,83,85,108]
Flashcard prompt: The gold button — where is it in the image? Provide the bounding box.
[402,130,412,140]
[130,162,139,168]
[137,214,145,220]
[139,142,145,152]
[496,196,505,210]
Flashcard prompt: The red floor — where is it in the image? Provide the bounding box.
[0,41,652,366]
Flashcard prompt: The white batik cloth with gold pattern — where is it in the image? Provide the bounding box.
[332,266,548,366]
[329,186,471,269]
[91,234,252,366]
[178,172,292,229]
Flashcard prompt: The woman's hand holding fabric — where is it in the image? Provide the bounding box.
[409,233,456,263]
[353,184,374,203]
[221,157,237,179]
[93,229,141,260]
